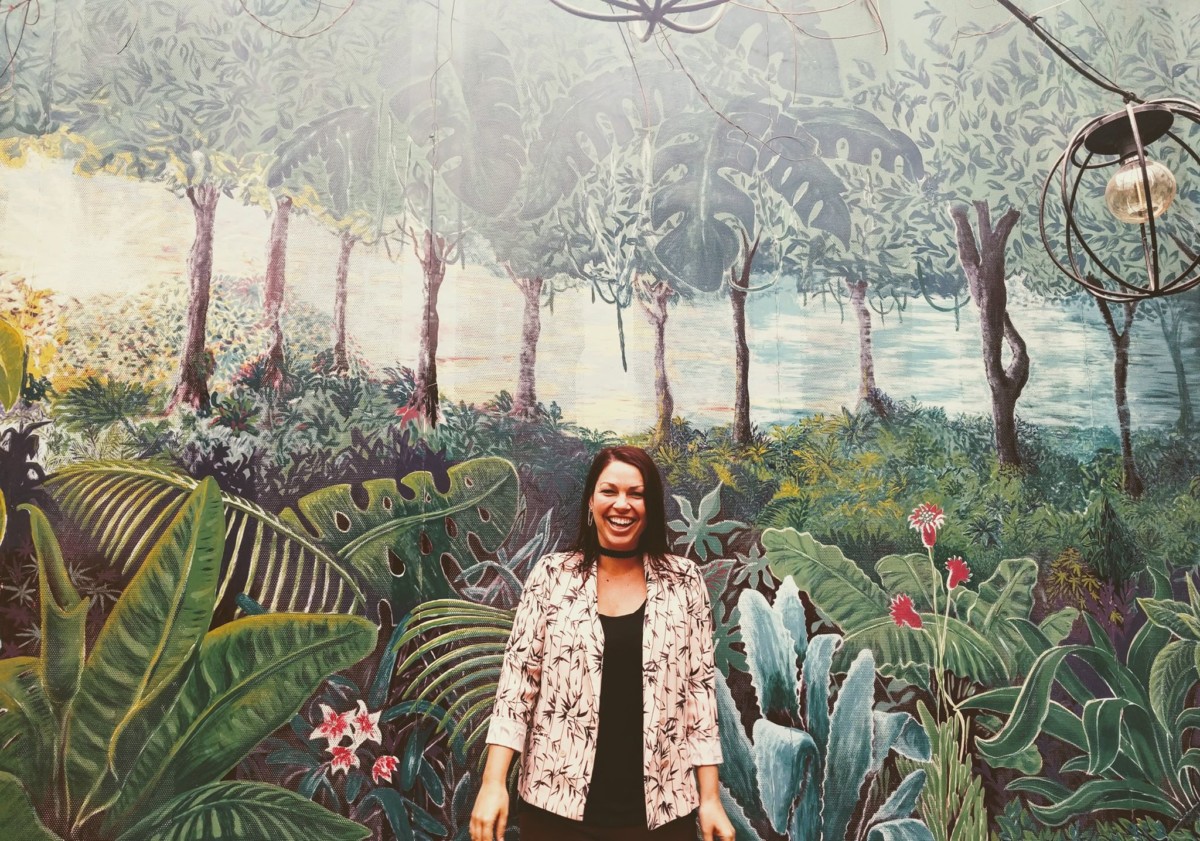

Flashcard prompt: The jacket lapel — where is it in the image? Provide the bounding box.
[581,568,604,706]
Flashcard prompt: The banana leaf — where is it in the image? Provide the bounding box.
[103,613,376,831]
[65,478,225,825]
[0,771,62,841]
[24,505,89,710]
[115,781,369,841]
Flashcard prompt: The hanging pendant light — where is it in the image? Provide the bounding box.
[1039,99,1200,301]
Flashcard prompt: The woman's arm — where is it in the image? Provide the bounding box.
[696,765,735,841]
[471,745,516,841]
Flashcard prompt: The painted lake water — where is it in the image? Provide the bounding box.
[0,156,1191,435]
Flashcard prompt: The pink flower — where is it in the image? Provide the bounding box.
[908,503,946,549]
[330,745,359,774]
[372,755,399,784]
[946,556,971,590]
[890,594,923,629]
[310,704,352,748]
[351,700,382,746]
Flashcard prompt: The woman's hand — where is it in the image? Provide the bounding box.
[469,779,509,841]
[698,797,735,841]
[470,745,516,841]
[696,765,735,841]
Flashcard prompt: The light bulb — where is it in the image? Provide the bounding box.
[1104,157,1177,224]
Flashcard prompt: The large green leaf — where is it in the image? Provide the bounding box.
[802,634,842,757]
[23,505,89,710]
[961,687,1085,751]
[968,558,1038,634]
[116,781,369,841]
[1129,563,1174,688]
[0,657,57,793]
[1019,777,1181,826]
[65,478,225,823]
[1082,697,1133,776]
[0,771,63,841]
[823,648,876,841]
[715,669,766,827]
[752,719,819,836]
[739,589,800,720]
[1149,639,1199,742]
[868,770,927,828]
[104,613,376,830]
[763,529,889,631]
[280,457,518,619]
[45,461,367,618]
[866,819,936,841]
[876,553,943,612]
[0,317,24,412]
[1140,598,1200,642]
[974,645,1149,763]
[837,613,1008,688]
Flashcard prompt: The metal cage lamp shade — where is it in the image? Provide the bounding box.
[1039,98,1200,302]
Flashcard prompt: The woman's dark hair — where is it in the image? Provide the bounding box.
[569,445,673,576]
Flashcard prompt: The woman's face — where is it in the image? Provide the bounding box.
[589,460,648,552]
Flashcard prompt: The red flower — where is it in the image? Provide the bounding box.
[310,704,352,748]
[372,755,399,784]
[908,503,946,549]
[890,594,923,629]
[946,556,970,590]
[330,745,359,774]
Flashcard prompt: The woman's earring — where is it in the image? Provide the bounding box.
[587,508,594,527]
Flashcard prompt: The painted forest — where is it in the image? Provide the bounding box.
[3,0,1200,839]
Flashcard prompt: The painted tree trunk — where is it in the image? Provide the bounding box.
[639,277,675,448]
[333,231,357,374]
[168,184,220,412]
[1158,305,1193,432]
[730,282,751,446]
[510,270,543,420]
[949,201,1028,467]
[413,229,449,424]
[730,237,759,446]
[847,278,889,417]
[1097,298,1145,498]
[262,196,292,389]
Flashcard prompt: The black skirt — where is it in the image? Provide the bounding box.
[518,803,698,841]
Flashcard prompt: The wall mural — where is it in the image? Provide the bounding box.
[1,0,1200,838]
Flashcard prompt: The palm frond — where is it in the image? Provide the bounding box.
[46,461,367,617]
[395,598,513,758]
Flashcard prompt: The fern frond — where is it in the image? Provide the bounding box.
[46,461,367,617]
[396,599,513,757]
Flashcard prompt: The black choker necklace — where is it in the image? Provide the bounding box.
[598,546,641,559]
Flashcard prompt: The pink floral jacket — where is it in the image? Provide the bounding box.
[485,552,722,829]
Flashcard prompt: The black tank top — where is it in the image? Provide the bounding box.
[582,601,647,827]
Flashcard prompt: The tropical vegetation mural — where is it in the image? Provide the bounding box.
[3,0,1200,838]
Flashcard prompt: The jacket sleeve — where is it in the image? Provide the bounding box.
[484,554,552,752]
[683,565,723,766]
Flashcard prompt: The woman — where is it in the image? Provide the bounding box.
[470,446,735,841]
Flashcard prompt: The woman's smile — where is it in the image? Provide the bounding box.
[590,461,647,551]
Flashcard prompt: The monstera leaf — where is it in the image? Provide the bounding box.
[281,457,519,619]
[390,27,526,217]
[518,67,677,221]
[650,100,925,293]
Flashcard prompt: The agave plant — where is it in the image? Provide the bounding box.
[718,577,934,841]
[960,567,1200,829]
[763,528,1078,692]
[0,479,376,840]
[44,456,519,623]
